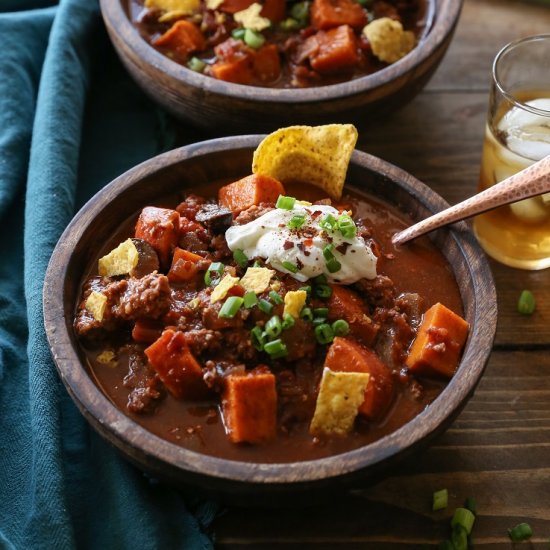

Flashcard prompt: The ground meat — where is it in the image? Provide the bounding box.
[373,305,416,371]
[182,328,223,355]
[123,348,164,413]
[203,360,246,392]
[209,234,231,261]
[354,274,396,309]
[113,273,171,320]
[233,203,274,225]
[74,277,119,336]
[176,194,206,220]
[222,328,258,361]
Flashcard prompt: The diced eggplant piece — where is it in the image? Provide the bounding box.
[195,203,233,234]
[130,238,160,278]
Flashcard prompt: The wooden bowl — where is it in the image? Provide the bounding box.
[43,136,496,505]
[99,0,463,132]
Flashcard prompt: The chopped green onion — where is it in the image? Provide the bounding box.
[437,541,454,550]
[290,1,309,22]
[251,326,266,350]
[518,289,535,314]
[265,315,282,338]
[300,306,313,321]
[276,195,296,210]
[326,258,341,273]
[231,28,246,40]
[314,274,328,284]
[187,56,206,73]
[450,524,468,550]
[258,299,273,315]
[312,317,327,326]
[323,244,335,260]
[464,496,477,515]
[269,290,283,304]
[244,28,265,49]
[282,260,299,274]
[432,488,448,511]
[299,285,311,298]
[319,213,337,232]
[204,262,224,286]
[315,283,332,299]
[282,313,295,329]
[508,522,533,542]
[243,291,258,308]
[451,508,475,535]
[337,214,357,239]
[288,213,306,229]
[233,248,248,268]
[264,338,288,358]
[314,323,334,344]
[279,17,300,31]
[313,307,328,319]
[218,296,244,318]
[332,319,350,336]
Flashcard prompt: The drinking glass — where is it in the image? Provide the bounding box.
[473,34,550,269]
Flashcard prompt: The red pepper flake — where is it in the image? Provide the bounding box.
[310,210,322,219]
[283,240,294,250]
[336,242,350,255]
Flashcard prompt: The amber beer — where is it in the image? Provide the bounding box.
[473,35,550,269]
[473,91,550,269]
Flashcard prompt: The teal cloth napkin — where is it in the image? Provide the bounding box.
[0,1,216,548]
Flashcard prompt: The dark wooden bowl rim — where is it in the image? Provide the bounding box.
[100,0,463,104]
[44,136,496,485]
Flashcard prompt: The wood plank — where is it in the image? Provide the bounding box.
[428,0,550,92]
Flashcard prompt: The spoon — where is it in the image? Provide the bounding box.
[392,155,550,246]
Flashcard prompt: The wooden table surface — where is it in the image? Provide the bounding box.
[212,1,550,547]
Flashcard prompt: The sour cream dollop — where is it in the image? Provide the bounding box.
[225,203,377,283]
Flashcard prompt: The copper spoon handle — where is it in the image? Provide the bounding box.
[392,155,550,246]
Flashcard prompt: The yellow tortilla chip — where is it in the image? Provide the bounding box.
[145,0,197,13]
[211,274,240,303]
[252,125,358,199]
[283,290,307,319]
[310,368,370,436]
[85,291,107,322]
[239,267,275,294]
[98,238,139,277]
[233,3,270,31]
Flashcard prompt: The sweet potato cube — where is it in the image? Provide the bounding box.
[168,247,207,283]
[220,0,255,14]
[218,174,285,213]
[325,337,394,419]
[145,329,210,399]
[252,44,281,83]
[135,206,180,268]
[406,303,470,379]
[153,20,206,60]
[132,319,163,344]
[222,371,277,443]
[310,26,359,74]
[209,55,254,85]
[311,0,367,30]
[327,285,378,345]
